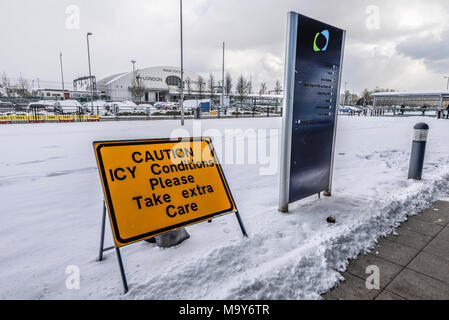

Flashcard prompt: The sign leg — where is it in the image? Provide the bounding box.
[98,200,107,262]
[235,211,248,237]
[115,247,129,293]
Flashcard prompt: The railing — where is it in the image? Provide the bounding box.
[0,106,282,125]
[0,114,100,124]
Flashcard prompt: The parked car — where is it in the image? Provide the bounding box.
[339,105,362,114]
[83,101,110,116]
[54,100,83,114]
[27,102,47,112]
[349,106,363,113]
[134,104,152,114]
[108,101,138,115]
[338,105,351,113]
[0,102,15,113]
[153,102,167,110]
[36,100,57,112]
[231,101,252,110]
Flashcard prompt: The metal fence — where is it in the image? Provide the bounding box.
[0,106,282,125]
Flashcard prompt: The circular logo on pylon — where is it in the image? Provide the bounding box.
[313,30,330,52]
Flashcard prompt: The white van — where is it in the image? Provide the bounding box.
[108,101,138,115]
[54,100,82,114]
[83,101,110,116]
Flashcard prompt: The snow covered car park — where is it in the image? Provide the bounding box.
[0,116,448,299]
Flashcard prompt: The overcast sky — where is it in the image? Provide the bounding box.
[1,0,449,93]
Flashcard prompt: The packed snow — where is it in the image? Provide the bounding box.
[0,116,448,300]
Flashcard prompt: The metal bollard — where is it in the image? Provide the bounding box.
[408,123,429,180]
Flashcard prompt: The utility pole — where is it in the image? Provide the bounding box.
[444,76,449,91]
[87,32,94,114]
[131,60,136,102]
[131,60,136,79]
[179,0,185,126]
[60,52,65,99]
[344,81,348,105]
[221,42,225,118]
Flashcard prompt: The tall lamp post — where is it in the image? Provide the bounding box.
[179,0,185,126]
[131,60,136,79]
[131,60,136,102]
[221,42,225,117]
[87,32,95,114]
[60,51,65,99]
[444,76,449,91]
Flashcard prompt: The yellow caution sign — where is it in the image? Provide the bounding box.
[93,137,238,247]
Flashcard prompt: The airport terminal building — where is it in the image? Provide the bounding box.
[371,91,449,111]
[97,66,200,103]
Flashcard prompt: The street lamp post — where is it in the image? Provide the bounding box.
[131,60,136,102]
[221,42,225,118]
[87,32,95,115]
[444,76,449,91]
[179,0,185,126]
[60,52,65,98]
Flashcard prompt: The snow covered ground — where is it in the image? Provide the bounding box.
[0,116,448,300]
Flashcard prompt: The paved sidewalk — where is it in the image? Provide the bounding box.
[323,201,449,300]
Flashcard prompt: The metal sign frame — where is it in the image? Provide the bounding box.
[279,12,346,213]
[94,137,248,293]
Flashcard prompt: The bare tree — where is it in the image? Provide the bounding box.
[247,77,253,94]
[207,73,215,101]
[260,82,267,95]
[185,77,192,95]
[236,75,248,107]
[225,72,232,96]
[197,75,205,99]
[130,72,147,102]
[1,72,13,97]
[16,76,30,97]
[274,80,282,95]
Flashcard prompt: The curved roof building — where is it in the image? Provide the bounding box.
[97,66,200,103]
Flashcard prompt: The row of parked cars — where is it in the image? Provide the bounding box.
[1,99,212,116]
[338,105,372,114]
[60,100,180,115]
[0,100,178,116]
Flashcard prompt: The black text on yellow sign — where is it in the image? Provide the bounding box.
[94,137,236,247]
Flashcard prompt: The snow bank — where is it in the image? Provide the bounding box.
[0,116,448,299]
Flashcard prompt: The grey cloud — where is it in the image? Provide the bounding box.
[1,0,449,93]
[397,31,449,72]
